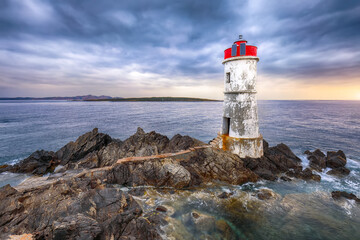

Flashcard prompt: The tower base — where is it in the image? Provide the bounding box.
[219,134,263,158]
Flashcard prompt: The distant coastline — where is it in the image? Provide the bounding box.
[84,97,220,102]
[0,95,220,102]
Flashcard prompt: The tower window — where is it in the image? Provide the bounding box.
[226,72,230,83]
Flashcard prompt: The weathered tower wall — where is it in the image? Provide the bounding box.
[220,55,263,158]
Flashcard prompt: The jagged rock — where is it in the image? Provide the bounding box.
[1,150,59,175]
[0,177,164,240]
[286,168,321,181]
[305,149,327,171]
[327,167,350,176]
[56,128,112,165]
[301,168,321,181]
[179,147,258,186]
[97,140,123,167]
[243,141,303,181]
[117,127,170,158]
[331,191,360,203]
[49,213,102,240]
[106,147,258,188]
[165,134,204,153]
[117,127,204,159]
[0,128,355,239]
[326,150,347,169]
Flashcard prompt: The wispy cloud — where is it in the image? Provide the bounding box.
[0,0,359,98]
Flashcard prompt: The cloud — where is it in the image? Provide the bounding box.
[0,0,359,98]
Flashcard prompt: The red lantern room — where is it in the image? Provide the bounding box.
[224,35,257,60]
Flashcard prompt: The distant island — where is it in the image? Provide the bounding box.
[85,97,220,102]
[0,95,220,102]
[0,95,112,101]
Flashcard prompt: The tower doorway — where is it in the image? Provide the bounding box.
[223,117,230,135]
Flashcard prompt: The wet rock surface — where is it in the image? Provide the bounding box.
[243,140,309,181]
[331,191,360,203]
[304,149,351,176]
[0,128,356,239]
[0,181,163,240]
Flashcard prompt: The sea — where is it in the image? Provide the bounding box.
[0,100,359,239]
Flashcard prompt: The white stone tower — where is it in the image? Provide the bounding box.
[217,35,263,158]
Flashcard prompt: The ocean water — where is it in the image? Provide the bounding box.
[1,100,360,191]
[1,100,360,239]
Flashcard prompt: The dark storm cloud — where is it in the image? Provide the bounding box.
[0,0,359,97]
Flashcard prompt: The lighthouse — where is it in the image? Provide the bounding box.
[215,35,263,158]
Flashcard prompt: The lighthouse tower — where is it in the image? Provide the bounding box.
[218,35,263,158]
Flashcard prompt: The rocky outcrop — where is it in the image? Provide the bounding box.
[326,150,347,168]
[305,149,350,176]
[285,167,321,182]
[116,127,204,159]
[106,147,258,188]
[0,128,356,239]
[0,179,164,240]
[304,149,326,171]
[0,150,59,175]
[243,141,305,181]
[1,127,205,175]
[56,128,112,165]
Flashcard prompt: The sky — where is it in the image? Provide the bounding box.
[0,0,360,100]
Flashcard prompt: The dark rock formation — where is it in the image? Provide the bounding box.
[285,167,321,182]
[0,128,355,239]
[305,149,350,176]
[0,150,59,175]
[107,147,258,188]
[116,127,204,159]
[0,179,164,240]
[331,191,360,203]
[326,150,347,168]
[243,140,303,181]
[56,128,112,165]
[304,149,326,171]
[327,167,350,176]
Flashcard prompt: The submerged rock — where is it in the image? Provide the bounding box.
[218,192,234,199]
[331,191,360,203]
[186,211,216,232]
[256,188,280,200]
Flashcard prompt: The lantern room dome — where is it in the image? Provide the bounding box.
[224,35,257,60]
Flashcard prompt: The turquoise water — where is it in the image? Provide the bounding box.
[1,100,360,239]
